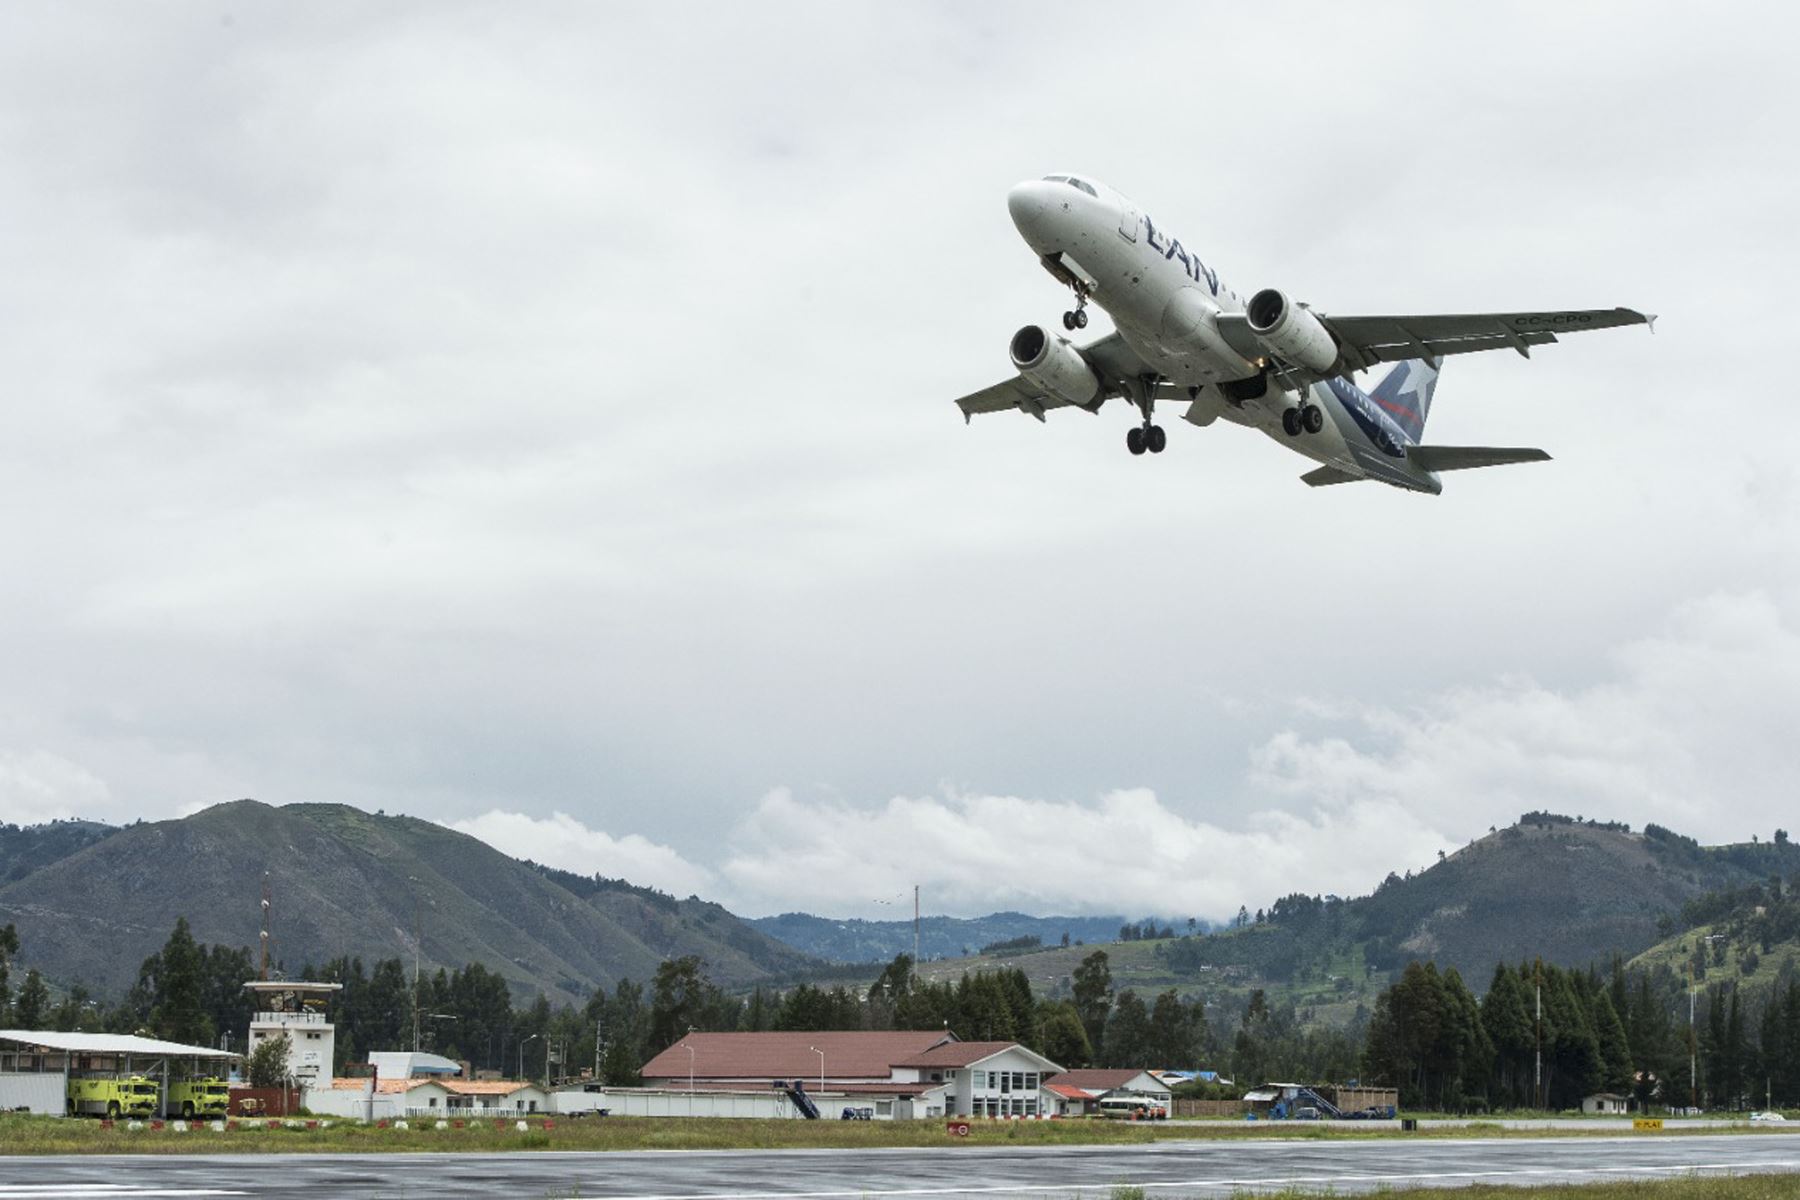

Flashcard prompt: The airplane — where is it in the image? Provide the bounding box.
[953,173,1653,493]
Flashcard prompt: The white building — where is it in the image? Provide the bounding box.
[1040,1069,1173,1118]
[1582,1092,1630,1116]
[243,981,341,1091]
[890,1041,1063,1119]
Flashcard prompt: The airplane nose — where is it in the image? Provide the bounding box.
[1007,180,1050,233]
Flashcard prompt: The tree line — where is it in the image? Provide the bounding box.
[1365,957,1800,1111]
[7,912,1799,1112]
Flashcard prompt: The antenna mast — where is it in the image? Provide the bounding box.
[259,872,272,981]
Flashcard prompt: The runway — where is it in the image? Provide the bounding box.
[3,1133,1799,1199]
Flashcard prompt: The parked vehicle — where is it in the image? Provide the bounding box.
[167,1077,230,1119]
[66,1075,159,1118]
[1098,1097,1168,1120]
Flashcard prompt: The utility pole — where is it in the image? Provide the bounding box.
[1689,961,1698,1110]
[594,1017,604,1082]
[1534,959,1542,1110]
[412,886,422,1053]
[913,885,920,964]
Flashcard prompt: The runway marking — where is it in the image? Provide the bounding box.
[0,1188,247,1198]
[585,1158,1800,1200]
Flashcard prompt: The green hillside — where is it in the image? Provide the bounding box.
[908,815,1800,1025]
[0,800,814,1005]
[1628,869,1800,992]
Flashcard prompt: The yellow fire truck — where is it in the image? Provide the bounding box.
[167,1076,230,1118]
[66,1075,160,1118]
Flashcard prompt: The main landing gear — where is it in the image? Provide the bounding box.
[1126,424,1166,455]
[1282,403,1325,437]
[1124,374,1165,456]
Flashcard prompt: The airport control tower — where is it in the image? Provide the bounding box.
[243,980,343,1087]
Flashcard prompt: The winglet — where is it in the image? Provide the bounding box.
[1647,313,1658,334]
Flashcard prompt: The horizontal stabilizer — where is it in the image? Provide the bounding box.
[1408,445,1551,472]
[1301,465,1365,487]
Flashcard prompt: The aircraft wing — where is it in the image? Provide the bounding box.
[1216,307,1652,373]
[954,331,1162,423]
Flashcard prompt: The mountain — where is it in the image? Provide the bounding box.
[901,815,1800,1026]
[0,818,116,885]
[0,800,814,1005]
[750,911,1153,963]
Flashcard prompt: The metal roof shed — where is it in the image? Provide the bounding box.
[0,1029,240,1117]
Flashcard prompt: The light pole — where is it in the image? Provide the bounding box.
[520,1033,540,1083]
[810,1046,825,1092]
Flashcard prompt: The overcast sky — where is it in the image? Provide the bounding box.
[2,3,1796,923]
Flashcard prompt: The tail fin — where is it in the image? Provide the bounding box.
[1368,356,1441,441]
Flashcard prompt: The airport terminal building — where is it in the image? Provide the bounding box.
[606,1030,1065,1121]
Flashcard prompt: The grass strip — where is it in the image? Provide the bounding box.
[2,1114,1798,1157]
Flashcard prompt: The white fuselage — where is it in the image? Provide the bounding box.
[1007,177,1434,492]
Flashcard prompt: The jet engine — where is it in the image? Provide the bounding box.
[1245,289,1338,373]
[1008,324,1101,407]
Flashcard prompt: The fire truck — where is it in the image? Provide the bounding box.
[167,1076,231,1118]
[66,1074,160,1118]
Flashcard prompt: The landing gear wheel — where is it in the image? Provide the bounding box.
[1072,308,1088,329]
[1126,426,1146,456]
[1146,424,1167,453]
[1062,311,1077,331]
[1281,408,1302,437]
[1302,404,1325,434]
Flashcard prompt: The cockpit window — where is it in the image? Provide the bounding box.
[1040,174,1098,197]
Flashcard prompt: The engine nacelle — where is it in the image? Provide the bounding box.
[1008,325,1100,407]
[1245,288,1338,373]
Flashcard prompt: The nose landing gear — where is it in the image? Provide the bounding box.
[1062,290,1090,331]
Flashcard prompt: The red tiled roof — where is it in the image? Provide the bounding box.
[1044,1083,1095,1099]
[640,1031,952,1082]
[442,1080,538,1096]
[646,1081,941,1097]
[890,1041,1023,1069]
[376,1079,430,1095]
[1044,1069,1158,1090]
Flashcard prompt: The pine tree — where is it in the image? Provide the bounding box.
[1480,964,1534,1108]
[1034,1001,1091,1069]
[1101,990,1151,1068]
[14,968,47,1029]
[1072,950,1113,1052]
[1592,991,1634,1094]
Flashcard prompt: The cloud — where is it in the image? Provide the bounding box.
[0,750,112,827]
[1249,591,1800,841]
[715,786,1448,922]
[442,809,715,898]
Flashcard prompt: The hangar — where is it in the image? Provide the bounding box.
[0,1029,239,1117]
